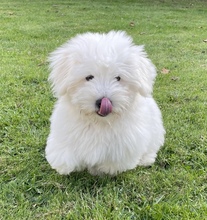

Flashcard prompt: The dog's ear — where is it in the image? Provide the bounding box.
[48,43,74,97]
[131,45,157,97]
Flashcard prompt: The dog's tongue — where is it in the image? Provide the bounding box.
[98,97,112,117]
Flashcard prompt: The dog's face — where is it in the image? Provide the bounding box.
[48,31,156,119]
[66,59,137,118]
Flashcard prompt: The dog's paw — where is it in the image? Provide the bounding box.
[88,167,105,176]
[139,152,157,166]
[46,147,77,175]
[55,166,73,175]
[88,164,120,176]
[47,156,74,175]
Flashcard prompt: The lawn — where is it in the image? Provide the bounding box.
[0,0,207,219]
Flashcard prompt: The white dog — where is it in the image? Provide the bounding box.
[45,31,165,176]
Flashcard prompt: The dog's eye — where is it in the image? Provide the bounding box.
[85,75,94,81]
[115,76,121,81]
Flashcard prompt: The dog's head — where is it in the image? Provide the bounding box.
[48,31,157,119]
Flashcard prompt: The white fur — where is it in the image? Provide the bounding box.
[45,31,165,176]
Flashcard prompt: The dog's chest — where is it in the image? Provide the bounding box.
[72,121,141,164]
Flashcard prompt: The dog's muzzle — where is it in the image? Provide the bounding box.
[96,97,112,117]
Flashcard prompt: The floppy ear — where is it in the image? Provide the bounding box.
[48,43,74,97]
[131,45,157,97]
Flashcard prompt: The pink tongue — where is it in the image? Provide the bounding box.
[98,97,112,117]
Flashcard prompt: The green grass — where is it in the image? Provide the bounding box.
[1,0,207,219]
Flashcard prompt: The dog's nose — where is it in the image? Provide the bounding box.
[96,97,112,117]
[95,99,102,109]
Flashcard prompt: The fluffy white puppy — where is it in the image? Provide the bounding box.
[45,31,165,176]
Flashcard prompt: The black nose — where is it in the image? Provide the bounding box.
[95,98,102,109]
